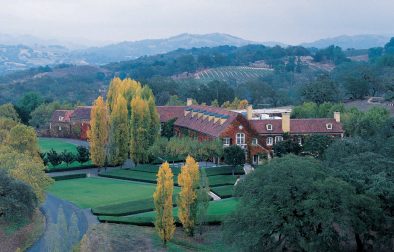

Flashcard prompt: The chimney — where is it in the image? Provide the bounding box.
[282,112,290,133]
[187,98,193,106]
[247,105,253,120]
[334,112,341,123]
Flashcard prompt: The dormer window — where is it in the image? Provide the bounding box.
[59,116,64,121]
[326,123,333,130]
[252,138,258,145]
[266,124,273,131]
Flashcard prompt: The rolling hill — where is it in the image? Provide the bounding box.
[301,34,391,49]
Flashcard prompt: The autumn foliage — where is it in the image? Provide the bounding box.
[154,162,176,245]
[177,155,200,236]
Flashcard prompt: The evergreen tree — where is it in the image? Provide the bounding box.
[177,155,200,236]
[108,95,129,166]
[154,162,176,245]
[88,96,109,168]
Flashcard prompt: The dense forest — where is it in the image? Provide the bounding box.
[0,38,394,108]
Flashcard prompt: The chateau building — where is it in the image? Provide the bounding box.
[49,100,344,164]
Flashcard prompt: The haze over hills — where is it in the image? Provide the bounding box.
[300,34,391,49]
[0,33,393,75]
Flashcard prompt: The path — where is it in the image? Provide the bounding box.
[28,194,98,252]
[208,191,221,201]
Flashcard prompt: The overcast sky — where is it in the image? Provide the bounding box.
[1,0,394,45]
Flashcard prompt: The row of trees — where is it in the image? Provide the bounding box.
[41,146,90,168]
[154,156,210,245]
[88,77,161,168]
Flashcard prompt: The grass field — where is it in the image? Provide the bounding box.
[38,138,78,153]
[47,177,162,208]
[99,198,238,225]
[211,185,234,198]
[38,138,93,170]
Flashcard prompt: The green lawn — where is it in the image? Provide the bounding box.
[38,138,78,153]
[47,177,160,208]
[38,138,93,170]
[208,175,238,187]
[211,185,235,198]
[99,198,238,225]
[99,169,161,184]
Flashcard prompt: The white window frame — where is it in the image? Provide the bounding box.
[236,133,245,145]
[58,126,62,131]
[266,124,273,131]
[266,137,273,146]
[326,123,333,130]
[223,137,231,146]
[59,116,64,121]
[275,136,283,143]
[252,138,258,145]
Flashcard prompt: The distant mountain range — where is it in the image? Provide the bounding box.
[0,33,392,74]
[300,34,391,49]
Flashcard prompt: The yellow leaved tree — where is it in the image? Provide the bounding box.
[154,162,176,245]
[108,95,129,166]
[177,155,200,236]
[88,96,109,168]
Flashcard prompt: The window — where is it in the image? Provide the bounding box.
[223,138,231,146]
[59,116,64,121]
[236,133,245,145]
[298,137,303,146]
[266,137,273,146]
[58,126,62,131]
[252,138,258,145]
[266,124,273,131]
[326,123,333,130]
[275,136,283,143]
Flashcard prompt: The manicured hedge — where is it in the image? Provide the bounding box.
[204,166,244,176]
[98,198,238,226]
[92,197,176,216]
[99,170,159,184]
[45,164,96,173]
[130,164,182,175]
[52,173,87,181]
[210,185,234,198]
[151,156,185,165]
[208,175,238,187]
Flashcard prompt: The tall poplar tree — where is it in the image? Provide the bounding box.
[154,162,176,245]
[108,95,129,166]
[177,155,200,236]
[130,96,151,164]
[147,96,160,146]
[88,96,109,168]
[106,77,122,112]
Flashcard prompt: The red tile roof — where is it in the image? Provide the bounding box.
[156,106,185,123]
[250,118,344,134]
[70,106,92,121]
[174,105,239,137]
[50,110,74,123]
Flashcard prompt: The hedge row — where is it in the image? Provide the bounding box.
[45,164,97,173]
[98,198,238,226]
[52,173,87,181]
[203,165,244,176]
[92,197,175,216]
